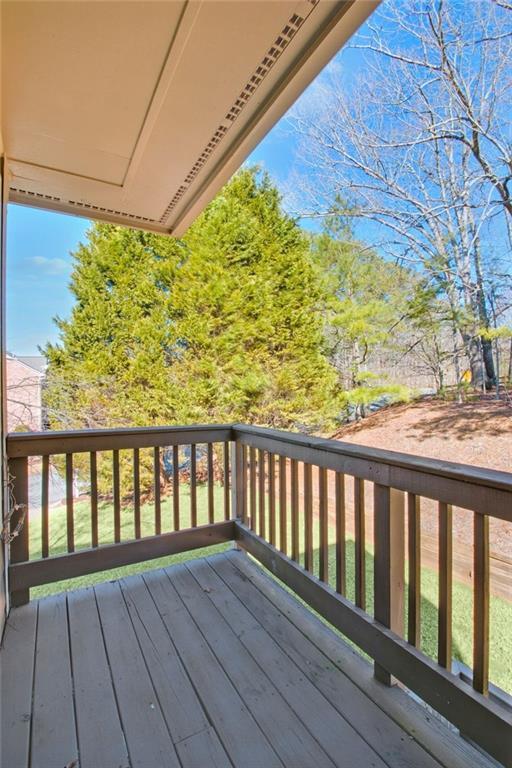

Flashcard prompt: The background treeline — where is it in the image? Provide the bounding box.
[44,168,510,439]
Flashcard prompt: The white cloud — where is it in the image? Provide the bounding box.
[28,256,71,275]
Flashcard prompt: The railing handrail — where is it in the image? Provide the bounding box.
[233,423,512,492]
[8,421,512,493]
[6,423,234,457]
[233,423,512,521]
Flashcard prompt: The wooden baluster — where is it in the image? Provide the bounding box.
[258,449,266,538]
[9,456,29,606]
[319,467,328,582]
[113,449,121,544]
[190,444,197,528]
[207,443,214,524]
[224,441,230,522]
[438,502,453,670]
[173,445,180,531]
[66,453,75,552]
[304,462,313,572]
[374,485,405,685]
[133,449,140,540]
[249,447,257,531]
[473,512,489,695]
[407,493,421,647]
[290,459,299,561]
[279,455,287,555]
[354,477,365,610]
[242,445,248,523]
[231,441,243,521]
[268,453,276,545]
[41,455,49,558]
[90,451,99,547]
[154,446,161,535]
[335,472,346,595]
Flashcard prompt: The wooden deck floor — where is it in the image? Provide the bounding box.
[1,550,496,768]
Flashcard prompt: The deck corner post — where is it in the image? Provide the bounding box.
[373,485,405,686]
[231,440,244,524]
[8,455,30,606]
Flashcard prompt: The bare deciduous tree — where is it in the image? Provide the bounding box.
[290,0,512,387]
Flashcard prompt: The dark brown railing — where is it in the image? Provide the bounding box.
[6,423,512,767]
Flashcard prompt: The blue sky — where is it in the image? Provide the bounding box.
[6,206,90,354]
[5,107,304,356]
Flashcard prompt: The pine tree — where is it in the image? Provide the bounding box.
[44,169,339,433]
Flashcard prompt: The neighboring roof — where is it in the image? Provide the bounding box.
[1,0,378,236]
[7,354,46,375]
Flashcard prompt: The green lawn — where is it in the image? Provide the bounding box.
[29,484,230,599]
[28,483,511,694]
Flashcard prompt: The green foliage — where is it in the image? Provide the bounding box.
[310,213,415,395]
[478,325,512,341]
[44,169,340,437]
[342,383,412,409]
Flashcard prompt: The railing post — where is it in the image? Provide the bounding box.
[373,485,405,685]
[9,456,30,606]
[231,440,244,523]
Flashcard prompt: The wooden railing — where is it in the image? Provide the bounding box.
[6,423,512,766]
[7,425,234,605]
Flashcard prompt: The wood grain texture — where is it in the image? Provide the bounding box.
[354,477,365,610]
[290,458,299,561]
[473,512,489,695]
[68,588,129,768]
[208,443,215,524]
[173,444,180,531]
[133,448,141,539]
[279,455,287,555]
[224,549,494,768]
[190,443,197,527]
[268,452,276,545]
[319,467,328,583]
[1,551,501,768]
[41,455,49,557]
[91,451,99,546]
[66,452,75,552]
[10,521,235,591]
[335,472,346,595]
[113,449,121,543]
[235,523,511,768]
[31,595,78,768]
[258,448,266,538]
[304,462,313,572]
[0,603,37,768]
[223,440,230,521]
[95,580,181,768]
[154,446,161,535]
[407,493,421,647]
[249,446,257,531]
[438,502,453,670]
[373,486,405,685]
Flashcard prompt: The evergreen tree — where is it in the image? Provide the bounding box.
[44,169,339,433]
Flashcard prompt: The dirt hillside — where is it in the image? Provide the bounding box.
[331,396,512,567]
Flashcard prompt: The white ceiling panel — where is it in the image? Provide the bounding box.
[2,0,378,235]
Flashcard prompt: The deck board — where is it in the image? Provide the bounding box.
[95,580,181,768]
[210,553,441,768]
[67,587,129,768]
[0,602,37,768]
[185,558,387,768]
[143,566,283,768]
[168,562,337,768]
[1,550,499,768]
[31,595,78,768]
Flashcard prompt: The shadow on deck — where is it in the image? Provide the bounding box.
[2,549,495,768]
